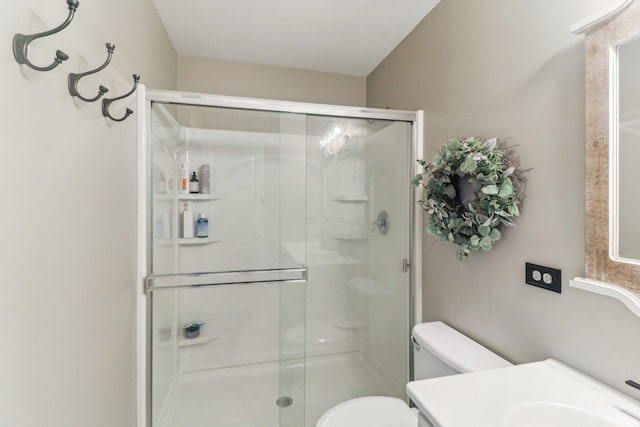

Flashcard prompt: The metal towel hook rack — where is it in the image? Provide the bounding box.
[68,43,114,102]
[102,74,140,122]
[13,0,80,72]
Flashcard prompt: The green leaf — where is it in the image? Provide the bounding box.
[481,185,499,195]
[445,185,456,199]
[467,159,478,173]
[498,178,514,198]
[478,225,491,237]
[480,236,493,251]
[504,166,515,176]
[432,155,443,166]
[470,235,480,246]
[499,216,516,227]
[498,184,513,198]
[460,158,477,174]
[482,215,495,227]
[490,228,502,242]
[450,218,464,231]
[482,138,497,150]
[411,175,422,186]
[448,139,462,150]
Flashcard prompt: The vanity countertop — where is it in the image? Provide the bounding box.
[407,359,640,427]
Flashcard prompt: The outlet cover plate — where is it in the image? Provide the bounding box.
[525,263,562,293]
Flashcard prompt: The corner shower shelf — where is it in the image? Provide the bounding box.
[178,334,220,347]
[334,321,367,330]
[179,234,222,245]
[180,194,221,201]
[154,193,221,201]
[331,235,367,241]
[332,194,368,202]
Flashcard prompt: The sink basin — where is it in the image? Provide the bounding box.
[407,359,640,427]
[503,402,633,427]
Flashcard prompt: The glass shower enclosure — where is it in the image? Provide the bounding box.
[137,89,422,427]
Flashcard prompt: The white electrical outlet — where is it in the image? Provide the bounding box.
[525,263,562,293]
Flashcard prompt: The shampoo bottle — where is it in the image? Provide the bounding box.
[156,170,167,194]
[200,164,210,194]
[190,171,200,193]
[166,168,175,193]
[196,212,208,238]
[182,202,194,239]
[180,163,189,194]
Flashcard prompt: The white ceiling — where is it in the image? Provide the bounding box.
[152,0,441,77]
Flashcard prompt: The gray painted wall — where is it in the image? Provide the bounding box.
[0,2,176,426]
[178,56,366,106]
[367,0,640,399]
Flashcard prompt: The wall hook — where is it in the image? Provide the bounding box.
[13,0,80,72]
[68,43,114,102]
[102,74,140,122]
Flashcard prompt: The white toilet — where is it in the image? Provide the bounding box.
[315,321,512,427]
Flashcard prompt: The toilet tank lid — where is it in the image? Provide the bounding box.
[412,322,512,373]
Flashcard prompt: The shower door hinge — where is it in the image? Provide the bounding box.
[403,258,411,273]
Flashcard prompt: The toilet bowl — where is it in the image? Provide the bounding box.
[315,321,512,427]
[315,397,418,427]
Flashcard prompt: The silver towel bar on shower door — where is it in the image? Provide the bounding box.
[145,267,308,293]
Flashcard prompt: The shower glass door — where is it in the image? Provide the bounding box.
[144,92,418,427]
[304,116,412,425]
[148,102,307,427]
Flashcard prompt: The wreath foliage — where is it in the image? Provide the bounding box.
[413,137,527,261]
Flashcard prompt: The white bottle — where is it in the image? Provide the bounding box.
[200,164,210,194]
[182,202,194,239]
[166,168,175,193]
[156,170,167,194]
[180,163,189,194]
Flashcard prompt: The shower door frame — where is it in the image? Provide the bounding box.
[135,85,424,427]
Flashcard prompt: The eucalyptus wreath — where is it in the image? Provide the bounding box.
[413,137,527,261]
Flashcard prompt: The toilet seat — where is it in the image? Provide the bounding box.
[316,396,417,427]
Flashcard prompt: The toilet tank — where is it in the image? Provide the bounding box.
[412,321,512,381]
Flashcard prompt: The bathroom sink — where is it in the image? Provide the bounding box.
[407,359,640,427]
[502,402,633,427]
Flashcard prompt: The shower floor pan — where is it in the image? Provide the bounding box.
[158,351,392,427]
